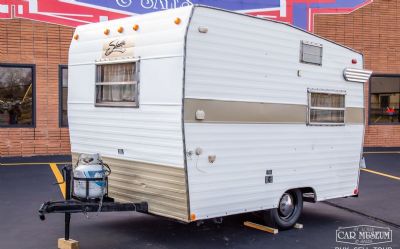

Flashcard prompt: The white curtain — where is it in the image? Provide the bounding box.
[311,93,344,123]
[311,93,344,108]
[96,63,136,102]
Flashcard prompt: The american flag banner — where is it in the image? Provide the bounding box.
[0,0,373,31]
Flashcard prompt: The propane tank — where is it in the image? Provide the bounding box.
[73,154,109,199]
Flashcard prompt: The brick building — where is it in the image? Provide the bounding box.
[314,0,400,148]
[0,19,74,157]
[0,0,399,158]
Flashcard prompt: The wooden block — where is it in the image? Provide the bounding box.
[244,221,278,234]
[58,238,79,249]
[294,223,303,229]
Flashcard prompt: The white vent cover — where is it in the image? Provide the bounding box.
[343,68,372,83]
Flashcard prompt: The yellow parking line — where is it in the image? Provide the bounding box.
[1,162,71,166]
[49,163,66,199]
[363,151,400,154]
[361,168,400,181]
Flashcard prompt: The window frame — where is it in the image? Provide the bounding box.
[307,89,346,126]
[59,65,68,127]
[368,73,400,126]
[94,60,140,108]
[300,41,323,66]
[0,63,36,128]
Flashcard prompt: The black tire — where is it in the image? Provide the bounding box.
[263,189,303,230]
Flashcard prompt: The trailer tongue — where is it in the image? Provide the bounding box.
[38,163,148,240]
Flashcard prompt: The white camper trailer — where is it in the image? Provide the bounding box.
[67,5,372,229]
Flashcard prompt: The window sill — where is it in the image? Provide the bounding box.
[95,102,138,108]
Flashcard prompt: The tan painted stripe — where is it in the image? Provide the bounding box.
[184,99,306,124]
[346,107,364,124]
[184,98,364,124]
[72,153,189,222]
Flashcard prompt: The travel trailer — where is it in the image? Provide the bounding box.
[40,5,372,231]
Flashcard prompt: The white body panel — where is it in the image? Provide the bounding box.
[183,7,364,220]
[68,7,192,168]
[68,6,367,222]
[185,124,363,219]
[185,7,363,107]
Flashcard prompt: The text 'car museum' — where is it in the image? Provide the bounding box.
[0,0,399,157]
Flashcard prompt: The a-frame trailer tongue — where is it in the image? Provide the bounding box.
[38,165,148,241]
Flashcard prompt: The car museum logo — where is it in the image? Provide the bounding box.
[336,225,392,246]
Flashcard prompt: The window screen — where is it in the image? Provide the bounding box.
[301,41,323,65]
[95,62,139,107]
[0,64,35,127]
[308,91,345,125]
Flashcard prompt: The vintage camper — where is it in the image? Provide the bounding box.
[60,5,372,229]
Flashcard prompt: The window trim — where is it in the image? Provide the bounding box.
[0,63,36,128]
[307,89,346,126]
[94,61,140,108]
[368,73,400,126]
[300,41,323,66]
[59,65,68,128]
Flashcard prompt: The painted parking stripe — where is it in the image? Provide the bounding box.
[361,168,400,181]
[0,162,71,166]
[363,151,400,154]
[49,163,66,199]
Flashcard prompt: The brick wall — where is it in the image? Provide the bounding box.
[0,18,74,157]
[314,0,400,148]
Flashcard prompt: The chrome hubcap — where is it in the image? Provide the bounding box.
[279,193,295,219]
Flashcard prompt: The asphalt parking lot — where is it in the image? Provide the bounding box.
[0,153,399,249]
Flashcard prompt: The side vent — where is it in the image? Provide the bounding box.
[343,68,373,83]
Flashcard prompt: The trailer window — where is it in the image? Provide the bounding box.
[308,91,345,125]
[301,41,323,65]
[95,62,139,107]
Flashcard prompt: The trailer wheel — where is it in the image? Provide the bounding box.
[263,189,303,230]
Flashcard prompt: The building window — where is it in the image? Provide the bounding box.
[300,41,323,66]
[369,75,400,124]
[0,64,35,127]
[95,62,139,107]
[308,90,345,125]
[59,65,68,127]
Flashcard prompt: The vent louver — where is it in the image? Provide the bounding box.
[343,68,372,83]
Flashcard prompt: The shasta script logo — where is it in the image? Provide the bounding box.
[105,39,126,56]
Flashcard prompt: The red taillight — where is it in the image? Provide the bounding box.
[353,189,359,195]
[352,59,357,64]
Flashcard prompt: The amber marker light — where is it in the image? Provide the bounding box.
[174,17,181,25]
[190,213,196,221]
[133,24,139,31]
[104,28,110,35]
[73,34,79,40]
[117,26,124,33]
